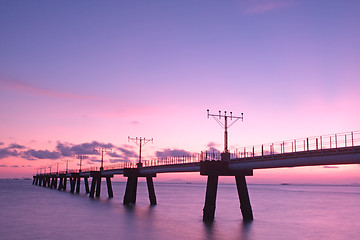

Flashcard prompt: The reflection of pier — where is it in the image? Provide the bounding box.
[33,130,360,222]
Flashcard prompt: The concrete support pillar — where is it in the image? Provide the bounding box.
[203,175,219,222]
[42,176,47,187]
[96,177,101,198]
[235,175,253,221]
[106,176,113,198]
[46,176,51,187]
[146,176,157,205]
[84,177,90,194]
[51,177,57,189]
[89,176,97,198]
[63,177,67,191]
[58,177,63,190]
[70,177,76,193]
[130,177,138,204]
[32,176,36,185]
[123,176,138,205]
[76,177,81,193]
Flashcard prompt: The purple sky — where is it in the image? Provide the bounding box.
[1,0,360,183]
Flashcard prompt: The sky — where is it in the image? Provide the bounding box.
[1,0,360,184]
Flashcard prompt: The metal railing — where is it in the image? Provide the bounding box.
[36,130,360,174]
[231,130,360,159]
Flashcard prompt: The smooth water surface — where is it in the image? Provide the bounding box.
[1,180,360,240]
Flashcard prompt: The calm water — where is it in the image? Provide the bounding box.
[1,179,360,240]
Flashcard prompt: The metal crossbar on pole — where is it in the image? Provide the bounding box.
[207,109,243,153]
[76,155,88,172]
[93,148,112,171]
[128,137,153,166]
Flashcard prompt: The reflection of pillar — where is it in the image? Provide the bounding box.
[146,176,157,205]
[235,176,253,221]
[203,175,219,222]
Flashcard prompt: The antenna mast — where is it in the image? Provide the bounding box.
[93,148,112,171]
[128,136,153,166]
[207,109,244,153]
[76,155,88,172]
[62,158,73,173]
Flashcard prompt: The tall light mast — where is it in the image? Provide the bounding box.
[207,109,244,154]
[93,148,112,171]
[128,137,153,167]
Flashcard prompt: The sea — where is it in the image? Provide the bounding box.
[1,179,360,240]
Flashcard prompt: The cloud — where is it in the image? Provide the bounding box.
[0,141,139,163]
[322,166,339,169]
[8,143,26,149]
[0,147,22,158]
[0,142,3,145]
[155,148,192,158]
[109,159,131,163]
[243,0,293,14]
[130,121,140,125]
[0,78,96,100]
[0,164,7,167]
[56,141,116,156]
[22,149,61,160]
[207,142,220,148]
[117,147,138,158]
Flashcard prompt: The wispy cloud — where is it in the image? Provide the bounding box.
[155,148,192,158]
[322,166,339,169]
[244,0,293,14]
[0,78,97,100]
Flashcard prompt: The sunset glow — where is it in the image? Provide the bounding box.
[1,0,360,184]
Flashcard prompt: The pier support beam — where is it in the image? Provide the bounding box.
[203,175,218,221]
[106,176,113,198]
[235,175,253,221]
[123,176,138,204]
[58,175,67,191]
[89,172,114,198]
[76,176,81,193]
[89,175,98,198]
[200,160,253,222]
[123,168,156,205]
[70,177,76,193]
[50,176,57,189]
[84,177,90,194]
[146,176,157,205]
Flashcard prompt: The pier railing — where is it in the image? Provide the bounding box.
[231,130,360,159]
[37,130,360,174]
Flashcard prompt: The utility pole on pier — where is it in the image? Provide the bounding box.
[128,137,153,167]
[207,109,243,156]
[62,159,73,173]
[93,148,112,171]
[76,155,88,172]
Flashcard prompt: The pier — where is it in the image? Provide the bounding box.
[33,130,360,221]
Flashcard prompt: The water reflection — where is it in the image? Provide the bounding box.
[202,220,254,240]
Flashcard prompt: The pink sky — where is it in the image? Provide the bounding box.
[1,0,360,184]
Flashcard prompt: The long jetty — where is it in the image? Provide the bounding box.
[33,130,360,222]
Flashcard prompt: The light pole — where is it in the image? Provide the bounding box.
[207,109,243,160]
